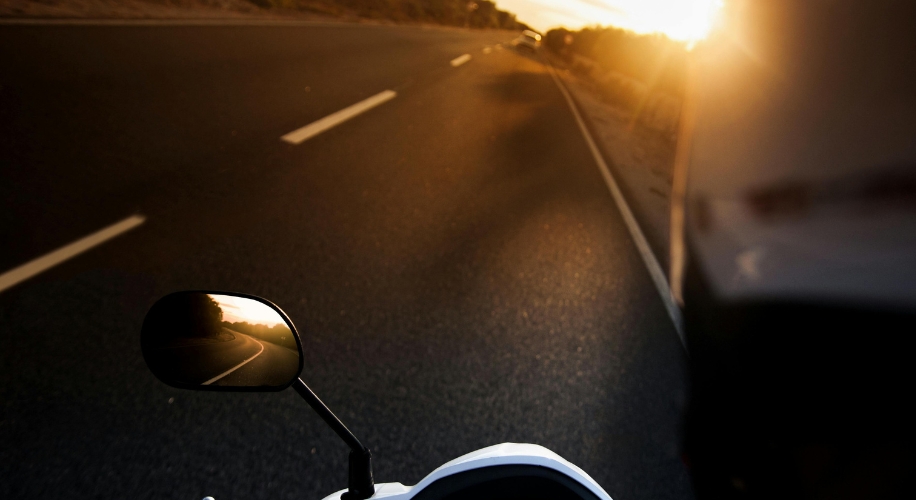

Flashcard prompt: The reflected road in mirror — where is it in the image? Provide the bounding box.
[141,293,301,389]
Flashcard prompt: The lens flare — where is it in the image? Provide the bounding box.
[617,0,725,44]
[509,0,726,44]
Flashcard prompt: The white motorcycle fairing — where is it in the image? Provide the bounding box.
[321,443,614,500]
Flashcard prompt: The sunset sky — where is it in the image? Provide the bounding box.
[210,294,286,327]
[498,0,723,42]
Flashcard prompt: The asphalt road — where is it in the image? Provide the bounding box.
[0,22,690,500]
[215,331,300,387]
[145,328,264,385]
[144,328,299,387]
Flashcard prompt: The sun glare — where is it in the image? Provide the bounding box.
[672,0,724,43]
[610,0,723,44]
[510,0,724,44]
[209,294,285,327]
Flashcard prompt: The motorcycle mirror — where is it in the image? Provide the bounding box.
[141,291,303,391]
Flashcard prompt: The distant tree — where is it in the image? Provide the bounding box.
[144,293,224,343]
[496,10,515,29]
[183,294,224,338]
[255,0,525,29]
[545,25,688,98]
[223,320,297,350]
[544,27,571,53]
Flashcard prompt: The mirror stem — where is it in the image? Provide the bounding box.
[292,378,375,499]
[293,377,364,451]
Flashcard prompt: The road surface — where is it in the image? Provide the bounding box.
[0,21,690,500]
[213,329,300,387]
[144,328,298,387]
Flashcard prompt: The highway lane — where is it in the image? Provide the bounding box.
[143,328,282,386]
[202,332,264,386]
[0,23,510,271]
[0,23,690,500]
[214,334,300,387]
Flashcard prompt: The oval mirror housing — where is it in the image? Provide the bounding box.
[141,292,302,391]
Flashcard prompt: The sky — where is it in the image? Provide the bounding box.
[497,0,723,42]
[210,294,286,327]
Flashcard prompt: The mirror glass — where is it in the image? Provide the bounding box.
[141,292,301,390]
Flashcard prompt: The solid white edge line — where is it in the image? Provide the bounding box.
[201,337,265,385]
[450,54,472,67]
[0,215,146,294]
[281,89,397,145]
[545,63,686,347]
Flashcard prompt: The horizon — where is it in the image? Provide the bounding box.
[499,0,723,42]
[209,294,286,328]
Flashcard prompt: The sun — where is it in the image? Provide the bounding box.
[664,0,724,44]
[613,0,724,44]
[209,294,285,327]
[515,0,725,45]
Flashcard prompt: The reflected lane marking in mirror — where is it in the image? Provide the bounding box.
[281,90,397,145]
[450,54,472,67]
[0,215,145,294]
[201,338,265,385]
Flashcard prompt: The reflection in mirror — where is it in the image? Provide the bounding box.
[142,293,302,389]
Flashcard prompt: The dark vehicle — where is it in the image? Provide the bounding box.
[671,1,916,498]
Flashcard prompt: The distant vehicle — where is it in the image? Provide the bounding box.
[516,30,541,51]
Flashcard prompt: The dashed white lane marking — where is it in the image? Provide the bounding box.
[450,54,472,67]
[482,47,493,54]
[0,215,146,294]
[202,336,265,385]
[545,62,686,347]
[281,90,397,145]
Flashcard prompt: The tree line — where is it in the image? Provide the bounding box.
[544,26,688,100]
[543,25,688,135]
[223,320,298,350]
[248,0,528,30]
